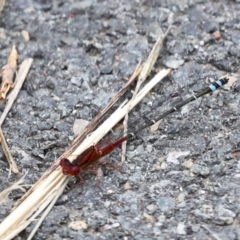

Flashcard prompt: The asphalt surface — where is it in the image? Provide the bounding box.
[0,0,240,239]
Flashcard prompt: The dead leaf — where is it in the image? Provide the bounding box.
[0,45,18,100]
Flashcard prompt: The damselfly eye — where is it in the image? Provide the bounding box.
[69,166,81,175]
[60,158,80,175]
[60,158,70,167]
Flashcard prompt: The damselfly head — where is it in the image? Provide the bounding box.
[60,158,81,175]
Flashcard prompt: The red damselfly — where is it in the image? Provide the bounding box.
[60,77,229,181]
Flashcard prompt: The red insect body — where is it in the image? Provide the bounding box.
[60,158,80,175]
[60,136,128,177]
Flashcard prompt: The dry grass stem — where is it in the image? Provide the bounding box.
[122,28,171,162]
[68,68,171,161]
[0,172,29,205]
[0,172,66,239]
[138,26,171,82]
[32,62,142,181]
[64,62,142,157]
[0,127,19,175]
[0,58,33,176]
[27,178,69,240]
[2,176,66,240]
[0,46,18,100]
